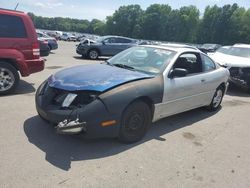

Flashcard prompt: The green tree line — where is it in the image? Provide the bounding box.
[28,3,250,44]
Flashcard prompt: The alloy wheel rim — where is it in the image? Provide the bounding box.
[213,89,223,108]
[0,68,15,92]
[90,51,98,59]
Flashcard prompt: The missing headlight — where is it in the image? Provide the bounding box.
[62,93,78,107]
[51,89,100,108]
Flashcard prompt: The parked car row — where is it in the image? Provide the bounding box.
[76,35,139,59]
[37,30,58,50]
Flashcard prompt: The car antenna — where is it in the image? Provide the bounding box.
[14,2,19,10]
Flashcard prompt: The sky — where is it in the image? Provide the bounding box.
[1,0,250,20]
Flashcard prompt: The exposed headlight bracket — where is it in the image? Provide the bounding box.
[62,93,77,107]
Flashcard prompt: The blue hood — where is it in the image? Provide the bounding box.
[48,64,154,92]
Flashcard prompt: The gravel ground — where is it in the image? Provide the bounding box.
[0,41,250,188]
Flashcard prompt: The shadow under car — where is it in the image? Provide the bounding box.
[23,107,220,171]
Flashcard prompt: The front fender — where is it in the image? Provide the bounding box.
[99,76,164,116]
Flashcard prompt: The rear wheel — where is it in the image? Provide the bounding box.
[119,101,152,143]
[0,63,19,95]
[88,49,99,60]
[206,86,224,111]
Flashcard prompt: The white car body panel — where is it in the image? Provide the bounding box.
[152,49,229,122]
[209,52,250,68]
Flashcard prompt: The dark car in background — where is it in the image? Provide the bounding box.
[199,43,222,54]
[38,39,50,57]
[37,31,58,50]
[76,35,138,59]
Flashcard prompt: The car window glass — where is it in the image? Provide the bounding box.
[0,14,27,38]
[201,54,216,72]
[104,38,116,43]
[173,53,202,75]
[116,38,132,43]
[109,46,176,75]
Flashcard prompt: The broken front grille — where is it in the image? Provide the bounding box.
[229,67,250,86]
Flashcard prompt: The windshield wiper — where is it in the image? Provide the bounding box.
[102,60,113,66]
[113,63,135,70]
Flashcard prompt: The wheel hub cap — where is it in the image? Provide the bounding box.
[127,112,143,131]
[0,68,15,92]
[90,51,97,59]
[213,90,223,108]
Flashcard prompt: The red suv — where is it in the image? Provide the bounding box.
[0,9,44,94]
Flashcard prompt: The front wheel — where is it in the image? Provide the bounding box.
[88,49,99,60]
[0,63,20,95]
[206,86,224,111]
[119,101,152,143]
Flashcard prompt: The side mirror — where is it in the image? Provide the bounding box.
[169,68,188,79]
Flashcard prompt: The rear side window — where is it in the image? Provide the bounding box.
[0,14,27,38]
[116,38,132,43]
[201,54,216,72]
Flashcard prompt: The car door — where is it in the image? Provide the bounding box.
[157,52,211,119]
[100,37,118,56]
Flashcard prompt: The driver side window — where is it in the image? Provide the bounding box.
[173,53,202,75]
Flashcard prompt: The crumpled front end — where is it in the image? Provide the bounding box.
[35,81,120,138]
[229,67,250,89]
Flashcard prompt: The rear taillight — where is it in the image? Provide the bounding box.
[32,42,40,58]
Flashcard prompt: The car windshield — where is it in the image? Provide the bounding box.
[226,47,250,58]
[202,44,217,49]
[216,46,231,54]
[108,46,176,75]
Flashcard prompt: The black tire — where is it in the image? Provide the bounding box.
[206,86,224,111]
[88,49,99,60]
[119,101,152,143]
[0,62,20,95]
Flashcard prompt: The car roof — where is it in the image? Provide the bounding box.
[233,44,250,48]
[159,43,199,50]
[220,45,231,48]
[0,8,26,17]
[100,35,134,40]
[140,44,201,54]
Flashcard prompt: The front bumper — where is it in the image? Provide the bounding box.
[76,45,88,56]
[229,67,250,89]
[35,82,120,138]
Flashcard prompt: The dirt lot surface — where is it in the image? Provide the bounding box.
[1,41,250,188]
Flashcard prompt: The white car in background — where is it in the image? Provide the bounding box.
[209,44,250,92]
[60,33,77,42]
